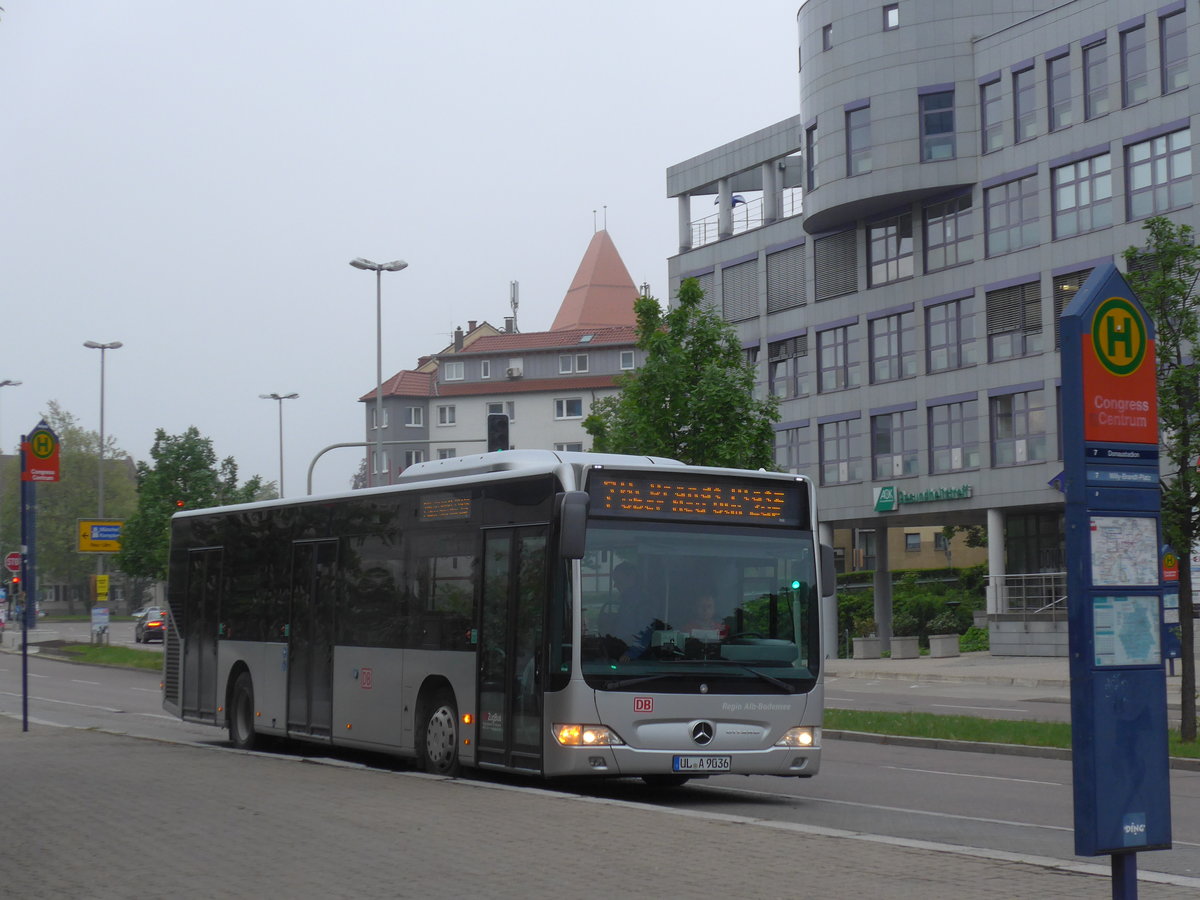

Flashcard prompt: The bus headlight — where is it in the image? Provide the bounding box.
[775,726,819,748]
[553,724,625,746]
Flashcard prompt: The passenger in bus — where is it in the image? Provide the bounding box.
[683,593,729,640]
[609,562,652,661]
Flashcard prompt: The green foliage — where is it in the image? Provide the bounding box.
[891,611,920,637]
[117,427,270,580]
[959,626,990,652]
[941,523,987,547]
[928,611,962,635]
[1124,216,1200,741]
[584,279,779,468]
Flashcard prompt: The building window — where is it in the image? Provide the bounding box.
[819,418,864,485]
[817,325,861,392]
[559,355,573,374]
[1052,153,1112,239]
[869,312,916,383]
[814,230,858,300]
[481,360,491,379]
[1047,55,1072,131]
[905,533,922,552]
[372,450,389,475]
[990,389,1049,466]
[721,258,758,322]
[846,106,871,176]
[920,91,955,161]
[980,78,1004,153]
[1161,12,1188,94]
[805,124,818,190]
[554,442,583,452]
[871,410,919,479]
[443,360,464,381]
[924,195,973,272]
[986,280,1043,361]
[928,398,980,473]
[934,532,949,552]
[486,400,516,423]
[554,397,583,419]
[1126,128,1192,219]
[775,426,811,474]
[868,213,913,286]
[1121,24,1149,107]
[371,407,388,429]
[620,350,635,370]
[822,23,833,51]
[1053,269,1094,349]
[403,449,425,468]
[436,405,456,426]
[883,3,899,31]
[767,244,806,311]
[1083,41,1109,120]
[768,335,810,399]
[984,175,1039,257]
[404,406,423,427]
[1013,66,1036,142]
[926,297,977,373]
[437,448,456,460]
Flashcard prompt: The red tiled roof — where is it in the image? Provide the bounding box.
[436,374,621,396]
[358,370,435,402]
[550,230,639,331]
[456,325,636,355]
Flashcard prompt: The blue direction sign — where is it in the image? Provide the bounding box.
[1061,264,1171,881]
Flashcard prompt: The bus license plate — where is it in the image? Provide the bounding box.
[673,755,731,772]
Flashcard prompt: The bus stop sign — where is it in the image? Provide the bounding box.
[1061,263,1171,863]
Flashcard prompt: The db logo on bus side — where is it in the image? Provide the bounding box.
[634,697,653,713]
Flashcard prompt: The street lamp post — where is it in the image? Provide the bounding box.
[0,380,21,614]
[350,256,408,487]
[83,342,121,590]
[259,392,299,498]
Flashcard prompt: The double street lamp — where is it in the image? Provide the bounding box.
[350,257,408,487]
[259,392,299,498]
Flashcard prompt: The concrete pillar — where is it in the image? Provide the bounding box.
[762,161,780,225]
[987,508,1005,614]
[677,194,693,253]
[717,177,733,239]
[874,528,892,653]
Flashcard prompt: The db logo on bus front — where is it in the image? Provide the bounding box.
[634,697,653,713]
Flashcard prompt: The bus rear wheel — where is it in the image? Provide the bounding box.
[418,688,460,776]
[228,672,258,751]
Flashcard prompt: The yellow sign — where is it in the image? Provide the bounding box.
[78,519,123,553]
[95,575,110,596]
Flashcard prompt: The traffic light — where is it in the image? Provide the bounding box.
[175,499,185,508]
[487,413,510,452]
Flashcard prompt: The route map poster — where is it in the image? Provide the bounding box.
[1092,595,1161,667]
[1089,516,1157,586]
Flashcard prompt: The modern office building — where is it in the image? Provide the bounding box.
[666,0,1195,653]
[359,230,642,482]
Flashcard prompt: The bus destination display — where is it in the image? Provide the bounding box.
[590,473,801,526]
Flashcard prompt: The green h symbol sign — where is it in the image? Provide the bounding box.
[1105,311,1132,358]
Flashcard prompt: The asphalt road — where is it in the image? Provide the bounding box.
[3,649,1199,883]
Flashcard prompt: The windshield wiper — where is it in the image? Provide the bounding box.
[716,663,797,693]
[602,674,677,690]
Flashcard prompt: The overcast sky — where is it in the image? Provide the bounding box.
[0,1,798,495]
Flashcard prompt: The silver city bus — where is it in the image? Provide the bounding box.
[163,450,832,783]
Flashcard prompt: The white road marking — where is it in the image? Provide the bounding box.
[881,765,1062,786]
[72,679,101,686]
[932,703,1028,713]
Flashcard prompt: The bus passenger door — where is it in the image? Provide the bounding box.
[182,548,222,722]
[288,540,337,738]
[477,527,547,773]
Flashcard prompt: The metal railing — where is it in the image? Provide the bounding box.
[687,190,803,249]
[990,571,1068,621]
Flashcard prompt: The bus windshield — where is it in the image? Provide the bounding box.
[580,520,820,693]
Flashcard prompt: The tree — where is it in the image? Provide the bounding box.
[5,403,138,612]
[118,427,270,581]
[1124,216,1200,742]
[584,278,779,468]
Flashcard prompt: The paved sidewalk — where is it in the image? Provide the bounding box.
[2,715,1197,899]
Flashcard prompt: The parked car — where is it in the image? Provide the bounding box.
[134,607,167,643]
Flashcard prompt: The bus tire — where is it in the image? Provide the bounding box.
[641,774,690,788]
[418,687,460,776]
[228,671,258,751]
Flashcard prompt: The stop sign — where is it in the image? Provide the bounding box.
[4,552,20,573]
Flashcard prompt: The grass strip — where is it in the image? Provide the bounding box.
[53,643,163,671]
[825,708,1200,760]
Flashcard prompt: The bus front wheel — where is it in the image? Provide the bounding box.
[228,672,258,751]
[418,687,460,776]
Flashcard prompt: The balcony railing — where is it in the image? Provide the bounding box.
[990,572,1067,621]
[688,189,803,249]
